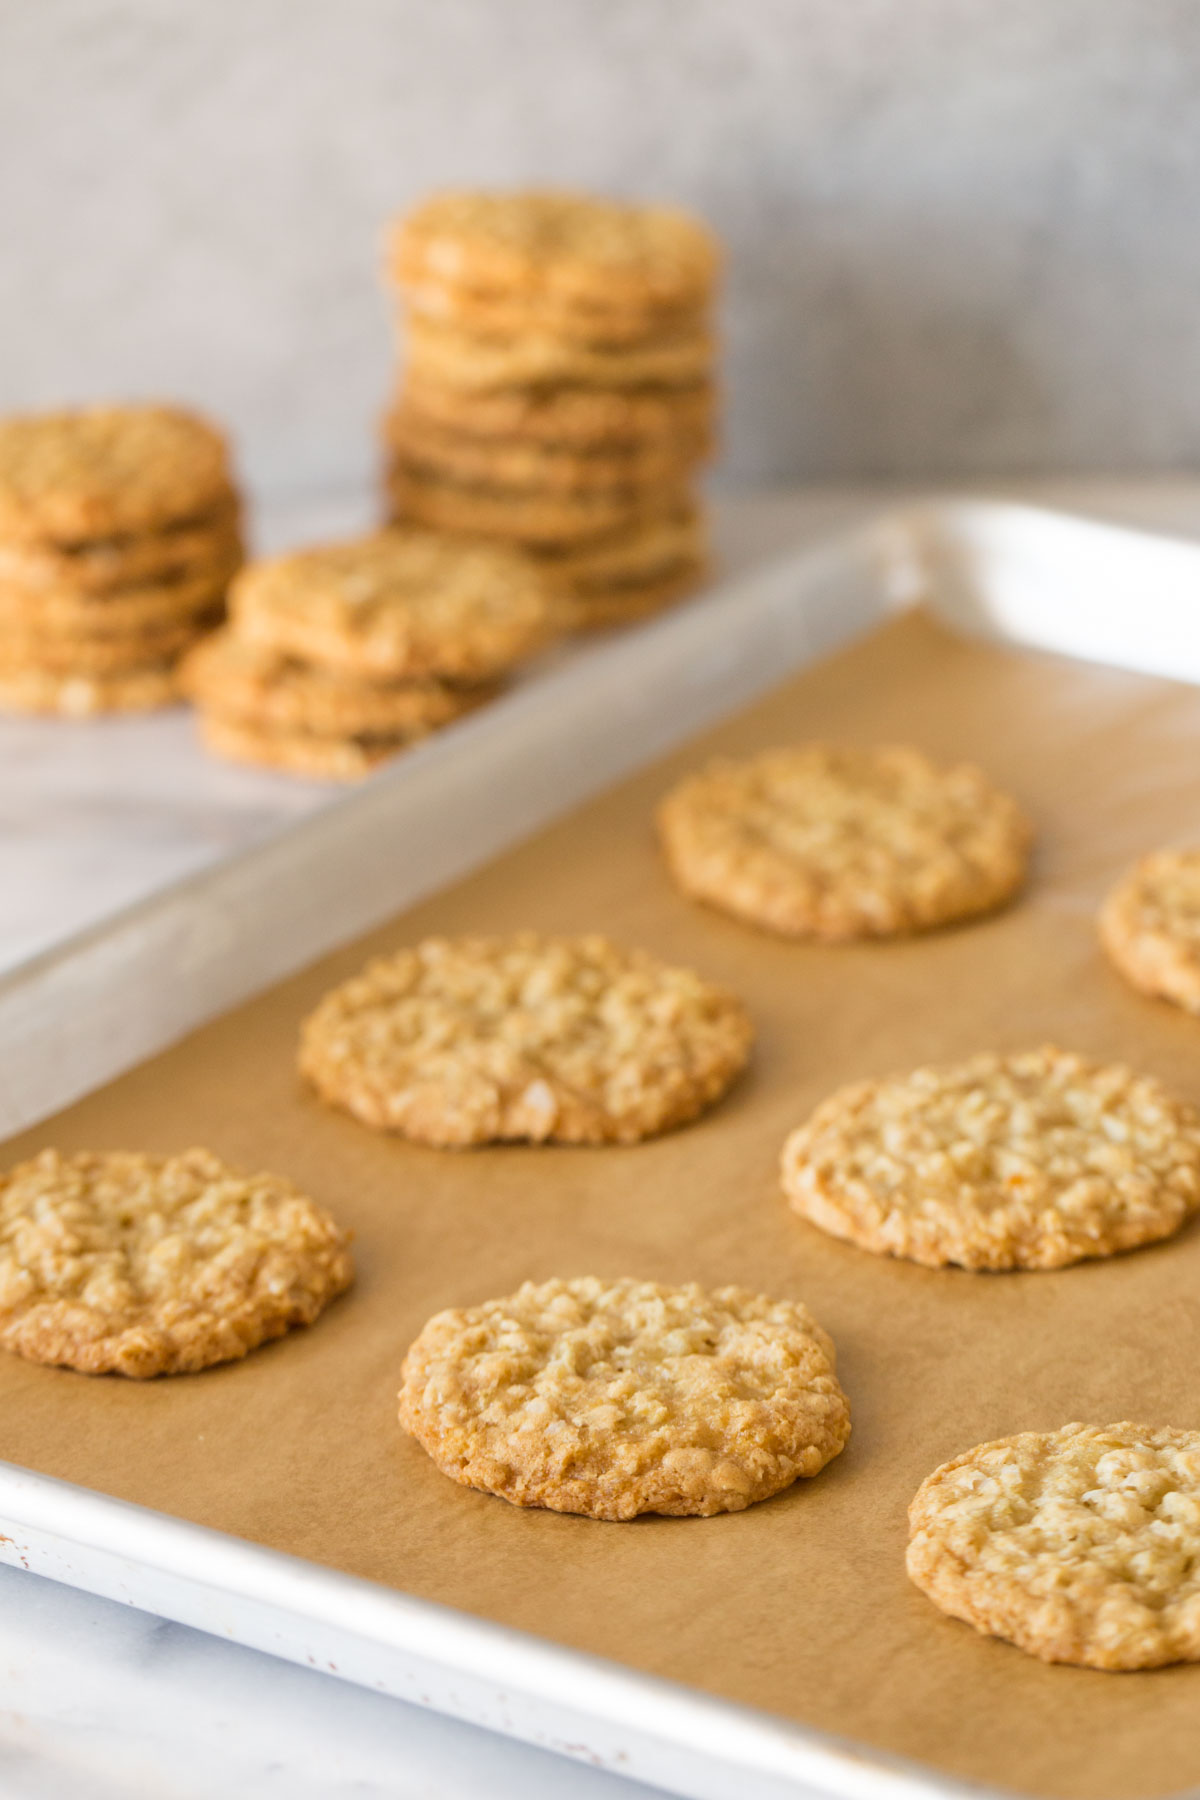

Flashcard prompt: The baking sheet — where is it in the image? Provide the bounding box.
[2,608,1200,1800]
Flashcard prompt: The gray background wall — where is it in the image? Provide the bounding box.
[3,1,1200,509]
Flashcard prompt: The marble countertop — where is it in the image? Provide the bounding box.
[5,479,1200,1800]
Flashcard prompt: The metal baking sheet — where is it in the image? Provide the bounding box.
[3,501,1200,1800]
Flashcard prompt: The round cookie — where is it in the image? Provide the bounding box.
[781,1045,1200,1270]
[406,316,715,394]
[391,190,719,312]
[657,743,1032,940]
[907,1423,1200,1668]
[402,279,708,347]
[387,460,692,547]
[567,559,708,629]
[400,376,716,449]
[384,406,709,494]
[182,629,498,738]
[0,499,242,596]
[0,405,236,544]
[533,507,706,591]
[230,528,562,682]
[398,1275,849,1519]
[0,1147,353,1376]
[0,616,213,674]
[299,932,753,1147]
[0,566,233,635]
[1099,850,1200,1014]
[0,662,180,716]
[199,713,406,782]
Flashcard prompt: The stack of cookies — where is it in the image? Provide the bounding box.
[0,405,242,715]
[382,190,719,629]
[182,526,562,779]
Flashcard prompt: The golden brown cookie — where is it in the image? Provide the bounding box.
[198,712,408,781]
[0,405,236,544]
[406,315,715,394]
[299,932,753,1146]
[230,528,561,682]
[1099,850,1200,1014]
[907,1423,1200,1668]
[391,190,719,312]
[0,498,242,596]
[566,558,708,629]
[532,507,706,591]
[0,567,232,636]
[401,278,708,347]
[0,662,180,716]
[182,630,498,738]
[383,404,709,494]
[400,375,716,449]
[398,1276,849,1519]
[657,743,1032,940]
[386,459,692,547]
[781,1045,1200,1270]
[0,1147,353,1376]
[0,611,218,672]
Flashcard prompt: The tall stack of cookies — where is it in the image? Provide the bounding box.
[382,191,719,629]
[0,405,241,716]
[183,527,562,779]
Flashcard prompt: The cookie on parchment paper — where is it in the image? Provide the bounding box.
[398,1276,849,1519]
[0,1148,353,1377]
[231,528,561,682]
[299,932,753,1147]
[781,1045,1200,1270]
[908,1423,1200,1668]
[1100,849,1200,1015]
[658,744,1032,940]
[198,713,427,782]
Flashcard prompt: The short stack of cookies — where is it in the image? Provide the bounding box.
[182,526,562,778]
[0,404,241,716]
[382,190,719,630]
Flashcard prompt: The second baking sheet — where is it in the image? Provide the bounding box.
[3,609,1200,1800]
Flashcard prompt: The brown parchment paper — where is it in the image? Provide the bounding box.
[4,610,1200,1800]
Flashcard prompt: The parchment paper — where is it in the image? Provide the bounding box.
[4,610,1200,1800]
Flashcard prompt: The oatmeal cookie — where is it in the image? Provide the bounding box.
[781,1045,1200,1270]
[391,190,719,312]
[401,279,707,348]
[198,713,410,781]
[907,1423,1200,1668]
[0,616,214,675]
[0,662,180,716]
[0,565,234,635]
[386,460,692,547]
[1100,850,1200,1014]
[299,932,753,1146]
[0,405,236,544]
[398,1275,848,1519]
[231,529,561,682]
[0,1147,353,1376]
[0,499,242,596]
[657,744,1032,940]
[400,376,716,450]
[567,558,708,629]
[182,630,497,738]
[384,405,709,494]
[406,315,714,395]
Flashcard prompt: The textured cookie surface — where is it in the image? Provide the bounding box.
[0,662,180,716]
[385,405,709,494]
[232,528,560,680]
[387,459,691,547]
[391,190,719,309]
[183,629,497,737]
[0,1148,353,1376]
[907,1423,1200,1668]
[0,405,234,543]
[0,565,234,635]
[299,932,753,1146]
[782,1045,1200,1270]
[658,743,1032,939]
[406,316,714,394]
[200,712,414,782]
[400,376,716,449]
[0,500,242,597]
[398,1275,849,1518]
[1100,850,1200,1014]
